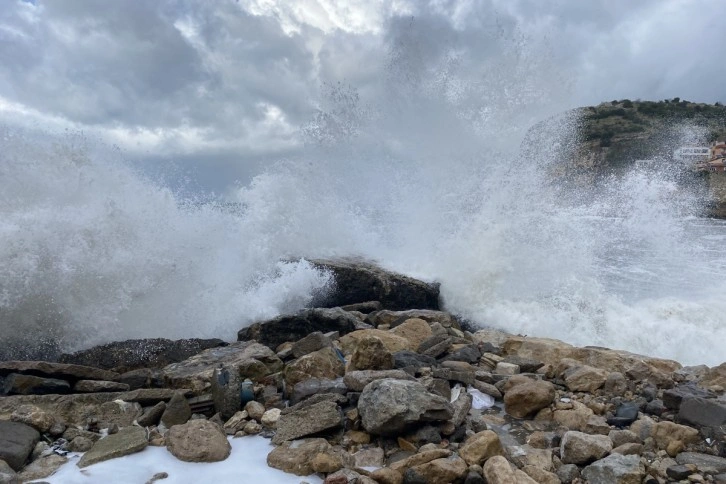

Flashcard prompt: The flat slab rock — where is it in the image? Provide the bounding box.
[77,426,148,468]
[676,452,726,474]
[0,361,120,382]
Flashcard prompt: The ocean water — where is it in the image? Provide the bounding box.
[2,30,726,367]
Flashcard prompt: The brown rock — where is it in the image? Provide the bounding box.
[284,347,345,388]
[339,329,411,355]
[652,421,699,451]
[16,454,67,481]
[166,419,231,462]
[77,426,148,468]
[390,318,433,350]
[273,400,342,444]
[160,392,191,428]
[267,438,331,476]
[10,404,56,433]
[483,455,518,483]
[522,465,560,484]
[410,455,468,483]
[369,467,403,484]
[459,430,503,465]
[562,364,609,393]
[560,431,612,465]
[389,449,452,472]
[73,380,130,393]
[0,361,120,382]
[504,380,555,418]
[350,336,394,371]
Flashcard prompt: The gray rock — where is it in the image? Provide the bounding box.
[160,392,192,428]
[291,332,332,358]
[77,426,148,468]
[393,351,438,371]
[119,388,190,406]
[663,383,714,411]
[343,369,414,391]
[358,379,453,436]
[666,464,694,480]
[16,454,67,481]
[0,361,119,382]
[557,464,580,484]
[73,380,130,393]
[501,356,544,373]
[676,452,726,474]
[118,369,152,390]
[0,421,39,471]
[2,373,71,395]
[418,334,452,358]
[441,345,481,364]
[272,400,342,444]
[0,459,19,484]
[560,431,613,465]
[340,301,383,313]
[211,365,243,421]
[69,436,94,452]
[166,419,231,462]
[678,396,726,428]
[290,377,347,404]
[137,401,166,427]
[582,454,644,484]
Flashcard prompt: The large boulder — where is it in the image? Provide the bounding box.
[238,308,359,349]
[283,347,345,388]
[162,341,282,393]
[0,421,39,471]
[272,400,342,444]
[166,419,231,463]
[308,258,440,310]
[675,452,726,474]
[358,379,453,436]
[582,454,645,484]
[560,431,612,465]
[59,338,226,372]
[504,380,555,418]
[16,454,67,482]
[267,438,331,476]
[77,426,148,468]
[160,392,192,428]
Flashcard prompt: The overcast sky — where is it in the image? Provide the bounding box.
[2,0,726,191]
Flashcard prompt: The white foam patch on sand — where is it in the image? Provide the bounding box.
[37,436,322,484]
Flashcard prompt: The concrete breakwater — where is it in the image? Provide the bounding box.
[1,259,725,483]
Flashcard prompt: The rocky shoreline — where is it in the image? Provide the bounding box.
[1,259,725,484]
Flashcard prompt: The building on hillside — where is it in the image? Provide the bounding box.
[674,145,710,162]
[710,141,726,159]
[694,141,726,172]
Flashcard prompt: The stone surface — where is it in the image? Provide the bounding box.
[77,426,148,468]
[0,421,40,471]
[339,329,412,355]
[482,455,518,483]
[409,455,468,483]
[389,319,433,351]
[582,453,645,484]
[675,453,726,474]
[267,438,331,476]
[160,392,192,428]
[137,401,166,427]
[238,308,360,349]
[563,364,609,392]
[358,379,453,436]
[166,419,231,462]
[10,404,56,433]
[308,258,440,311]
[503,379,555,418]
[0,460,18,484]
[210,365,243,421]
[343,369,414,391]
[2,373,71,395]
[350,335,394,371]
[272,400,342,444]
[291,331,332,358]
[16,454,67,482]
[284,346,345,388]
[560,431,613,465]
[290,377,347,404]
[458,430,503,465]
[73,380,130,393]
[60,338,226,372]
[0,361,120,382]
[607,402,640,427]
[162,341,282,393]
[663,383,713,411]
[393,351,438,371]
[702,362,726,389]
[678,396,726,428]
[651,421,699,450]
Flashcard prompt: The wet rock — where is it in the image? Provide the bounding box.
[166,419,231,462]
[341,301,383,313]
[137,401,166,427]
[350,336,395,371]
[358,379,453,436]
[60,338,226,372]
[0,421,39,471]
[291,331,332,358]
[0,361,120,382]
[607,402,640,427]
[343,370,414,392]
[389,319,433,351]
[675,452,726,474]
[503,379,555,418]
[77,426,148,468]
[284,347,345,388]
[16,454,67,482]
[472,380,502,399]
[441,344,481,365]
[560,431,612,465]
[458,430,503,465]
[238,308,360,349]
[2,373,71,395]
[582,453,645,484]
[162,341,283,393]
[308,258,440,310]
[160,392,192,428]
[267,438,331,476]
[272,400,342,444]
[73,380,130,393]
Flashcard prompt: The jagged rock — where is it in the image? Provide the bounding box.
[341,301,383,313]
[291,331,332,358]
[441,345,481,365]
[0,361,120,382]
[702,362,726,389]
[495,362,520,375]
[354,448,385,467]
[77,426,148,468]
[350,336,394,371]
[389,449,452,473]
[210,365,243,421]
[137,401,166,427]
[651,421,699,450]
[472,380,502,399]
[308,258,440,310]
[557,464,581,484]
[119,368,154,390]
[409,455,468,483]
[560,431,612,465]
[389,319,433,351]
[611,443,643,455]
[663,383,714,411]
[370,310,454,329]
[582,453,645,484]
[666,464,694,480]
[343,370,414,392]
[166,419,231,462]
[458,430,503,465]
[678,396,726,428]
[73,380,130,393]
[119,388,192,406]
[551,400,594,431]
[339,329,412,355]
[417,334,453,358]
[272,400,342,444]
[370,467,404,484]
[267,438,331,476]
[675,452,726,474]
[60,338,226,372]
[505,445,554,471]
[16,454,67,482]
[160,392,192,428]
[625,360,674,388]
[284,347,345,388]
[2,373,71,395]
[10,404,56,433]
[162,341,282,394]
[290,377,347,404]
[238,308,360,349]
[501,356,544,373]
[359,379,452,436]
[0,421,39,471]
[562,364,609,392]
[604,372,629,394]
[503,379,555,418]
